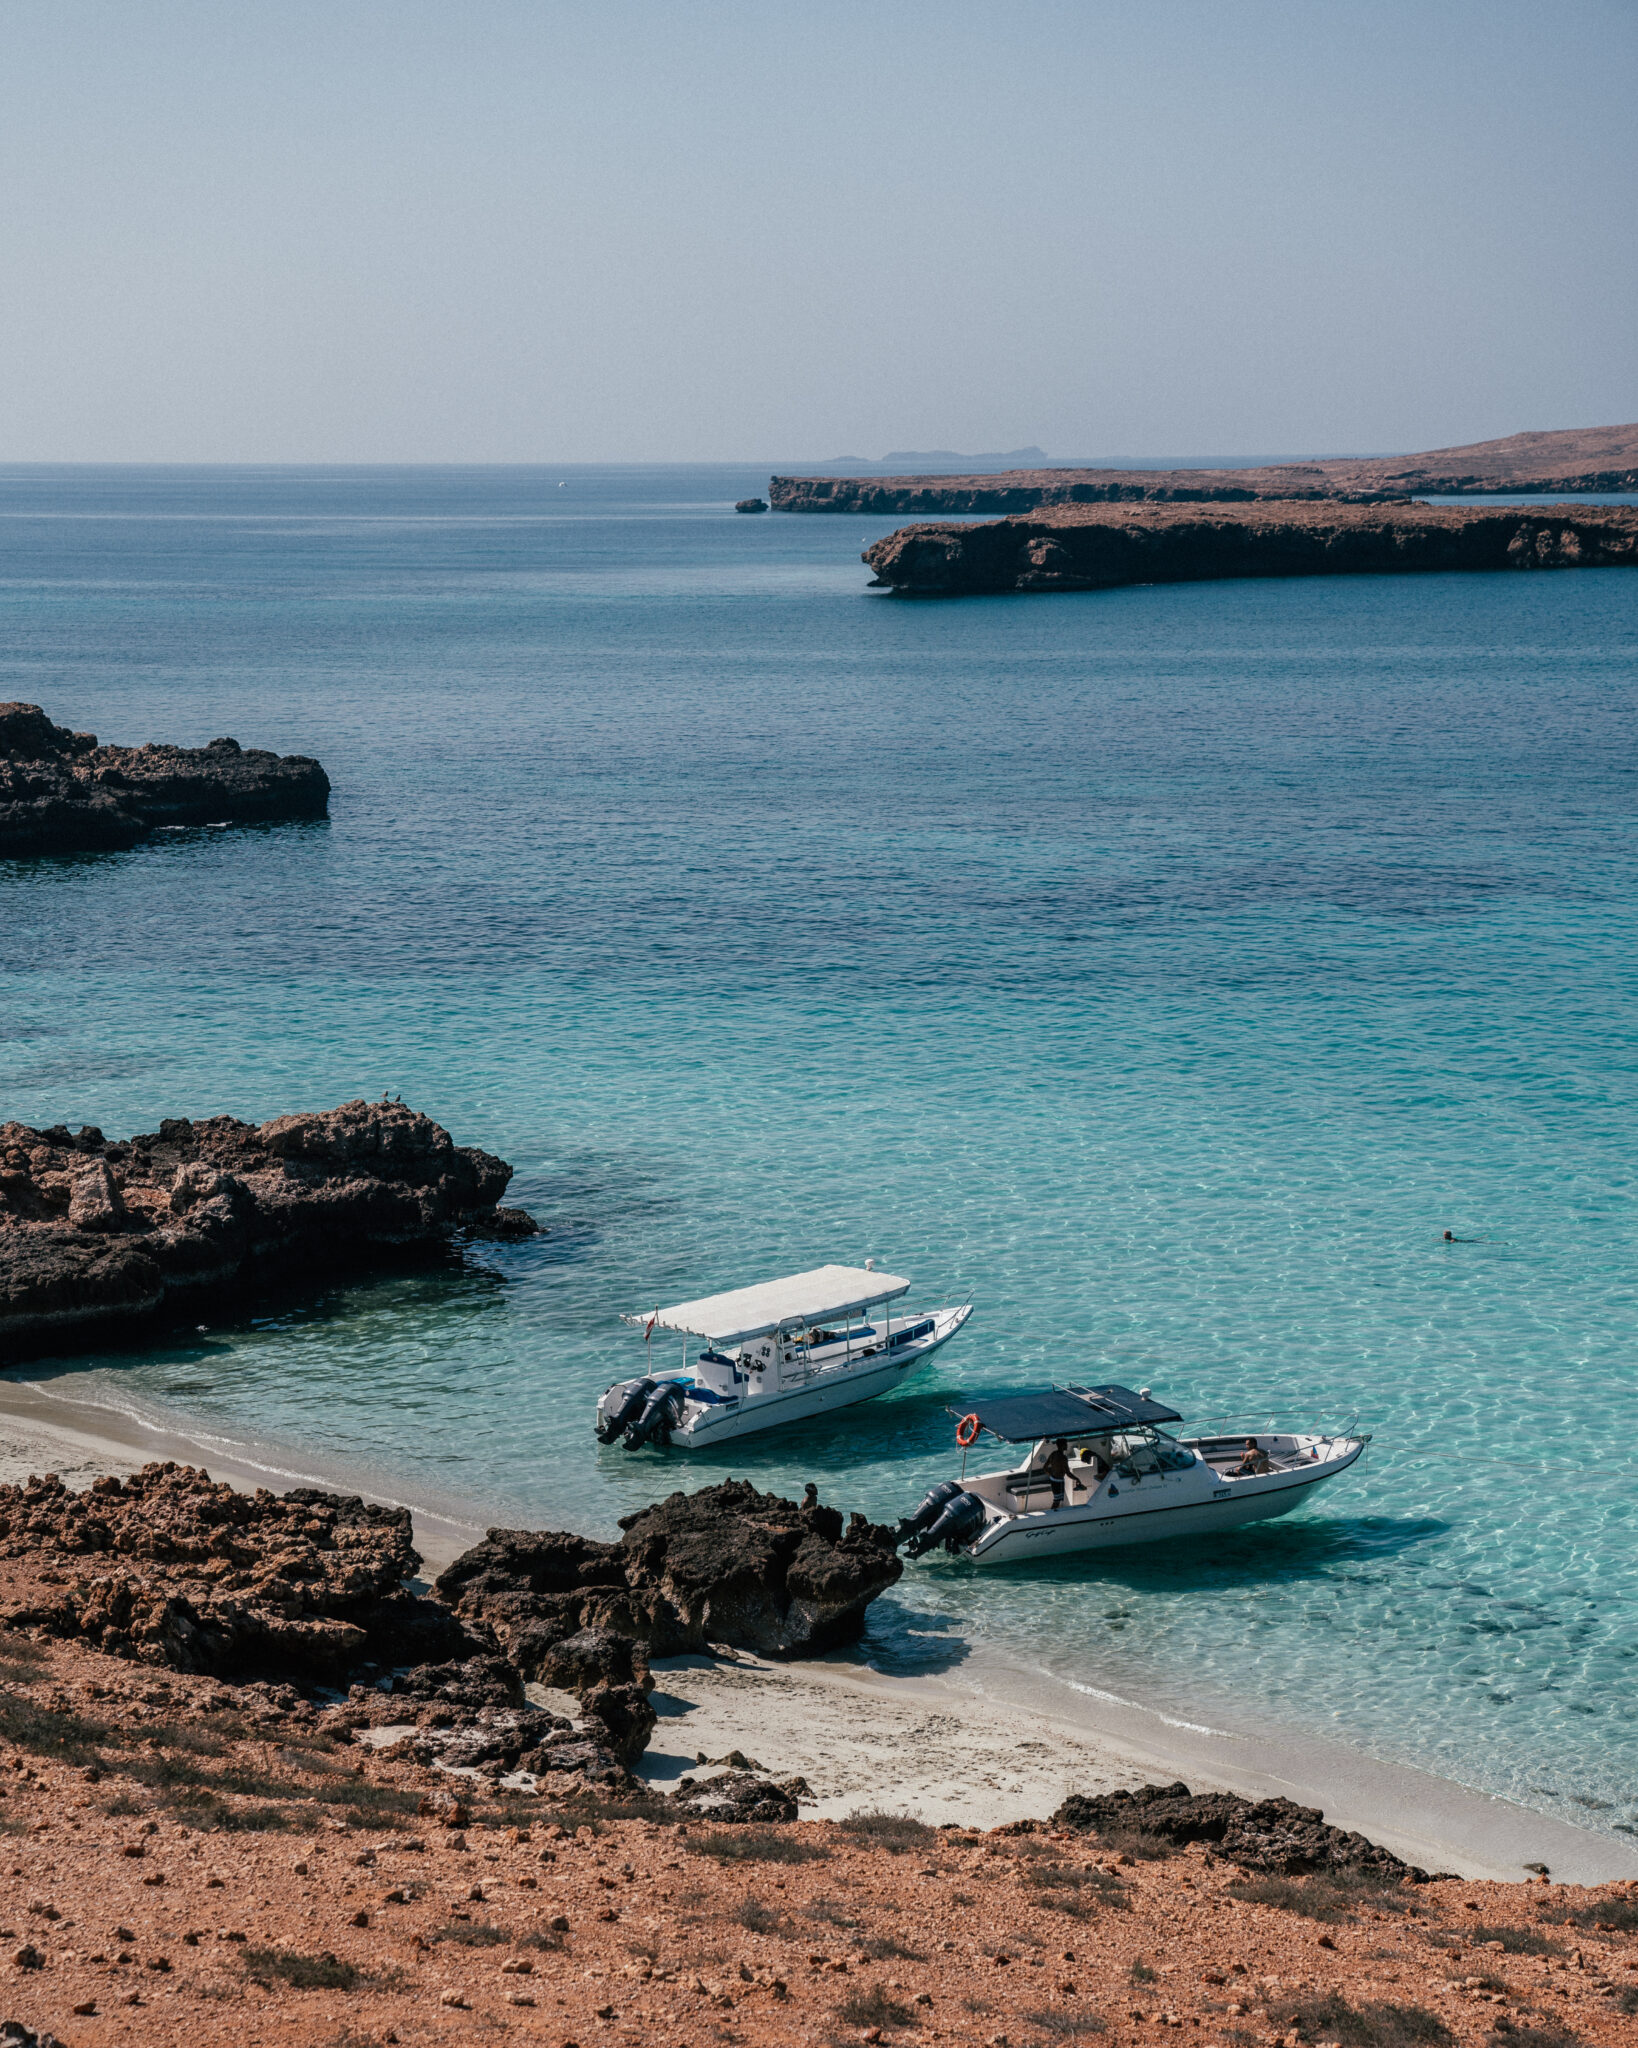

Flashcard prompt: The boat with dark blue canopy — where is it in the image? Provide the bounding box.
[893,1381,1367,1566]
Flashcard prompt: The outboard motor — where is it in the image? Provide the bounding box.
[596,1376,656,1444]
[892,1478,966,1548]
[906,1489,987,1559]
[624,1380,687,1450]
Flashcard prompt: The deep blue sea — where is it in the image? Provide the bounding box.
[3,464,1636,1841]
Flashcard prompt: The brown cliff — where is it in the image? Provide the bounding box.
[0,703,329,860]
[0,1100,536,1358]
[772,419,1638,515]
[861,499,1638,597]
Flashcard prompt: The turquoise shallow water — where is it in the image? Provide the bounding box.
[3,465,1637,1840]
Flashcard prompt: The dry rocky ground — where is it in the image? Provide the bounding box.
[4,1617,1636,2048]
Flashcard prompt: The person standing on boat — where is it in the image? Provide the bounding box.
[1040,1437,1073,1508]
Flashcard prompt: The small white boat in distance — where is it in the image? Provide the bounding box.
[895,1384,1367,1566]
[596,1263,973,1450]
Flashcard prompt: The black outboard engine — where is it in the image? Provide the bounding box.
[595,1376,656,1444]
[624,1380,686,1450]
[892,1478,966,1548]
[906,1489,987,1558]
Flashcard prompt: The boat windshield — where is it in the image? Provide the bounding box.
[1027,1427,1195,1476]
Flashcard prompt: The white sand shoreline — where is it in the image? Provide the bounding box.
[5,1369,1636,1889]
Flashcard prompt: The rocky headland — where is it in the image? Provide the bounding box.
[0,704,329,860]
[0,1100,536,1359]
[771,419,1638,515]
[1,1464,1635,2045]
[773,467,1403,514]
[862,499,1638,597]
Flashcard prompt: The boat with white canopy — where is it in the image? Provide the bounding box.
[894,1383,1367,1565]
[596,1262,972,1449]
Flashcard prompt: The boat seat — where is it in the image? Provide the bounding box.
[1002,1471,1098,1510]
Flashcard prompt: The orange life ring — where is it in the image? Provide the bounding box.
[955,1412,981,1447]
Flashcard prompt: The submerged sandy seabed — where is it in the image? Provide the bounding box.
[4,1371,1636,1890]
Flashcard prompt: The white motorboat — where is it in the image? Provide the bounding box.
[596,1262,973,1450]
[895,1384,1367,1566]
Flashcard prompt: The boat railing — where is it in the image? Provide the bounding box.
[1183,1413,1364,1456]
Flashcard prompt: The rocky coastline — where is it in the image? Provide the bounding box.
[0,1465,905,1797]
[772,468,1403,514]
[1,1462,1635,2046]
[0,1100,536,1360]
[771,419,1638,515]
[861,500,1638,597]
[0,704,329,860]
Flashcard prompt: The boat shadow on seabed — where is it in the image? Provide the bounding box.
[960,1508,1452,1596]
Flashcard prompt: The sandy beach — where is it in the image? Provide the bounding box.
[5,1370,1636,1894]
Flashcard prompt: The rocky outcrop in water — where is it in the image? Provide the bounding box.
[861,500,1638,596]
[435,1477,903,1662]
[1052,1781,1429,1879]
[771,420,1638,515]
[0,1098,535,1357]
[733,497,768,513]
[0,702,330,858]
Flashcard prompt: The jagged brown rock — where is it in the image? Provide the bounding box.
[0,1462,642,1785]
[771,419,1638,513]
[434,1478,904,1662]
[861,499,1638,596]
[0,1463,420,1678]
[0,701,329,858]
[0,1098,532,1357]
[1052,1781,1427,1879]
[577,1680,657,1765]
[670,1768,808,1823]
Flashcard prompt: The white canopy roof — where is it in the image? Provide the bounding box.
[623,1263,910,1346]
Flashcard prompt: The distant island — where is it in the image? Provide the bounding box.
[772,420,1638,514]
[795,445,1052,475]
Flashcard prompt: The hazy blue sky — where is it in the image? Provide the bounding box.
[2,1,1634,463]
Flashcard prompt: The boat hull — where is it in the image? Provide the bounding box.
[668,1305,973,1448]
[962,1441,1364,1566]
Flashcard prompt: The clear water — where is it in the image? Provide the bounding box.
[4,464,1637,1841]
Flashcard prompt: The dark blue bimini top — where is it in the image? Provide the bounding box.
[949,1384,1183,1443]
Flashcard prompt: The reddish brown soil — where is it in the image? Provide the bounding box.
[4,1622,1635,2047]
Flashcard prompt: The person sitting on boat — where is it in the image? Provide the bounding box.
[1233,1436,1273,1476]
[1077,1443,1111,1480]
